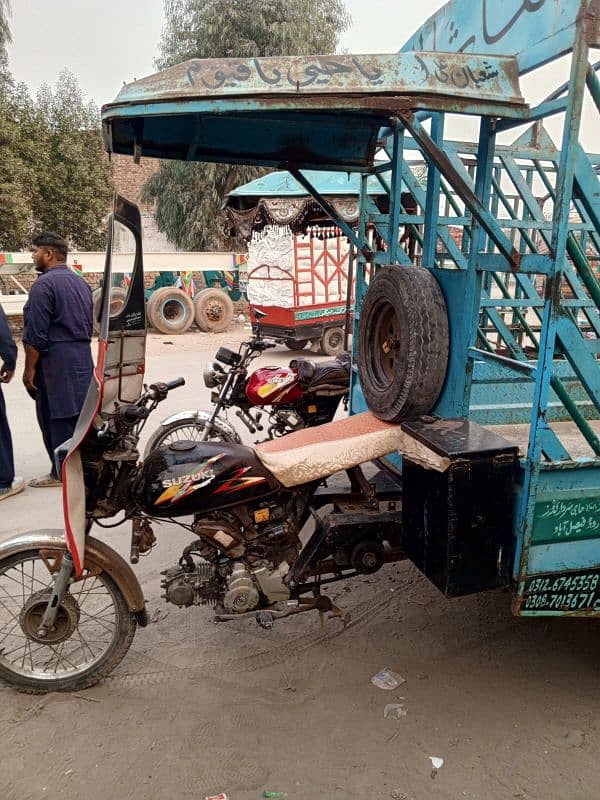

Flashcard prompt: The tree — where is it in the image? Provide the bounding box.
[0,70,113,251]
[0,2,39,250]
[157,0,352,69]
[34,70,113,250]
[0,0,11,79]
[0,82,40,250]
[144,0,351,250]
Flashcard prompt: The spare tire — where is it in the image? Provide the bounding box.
[147,287,195,334]
[357,265,449,422]
[194,288,234,333]
[92,286,128,333]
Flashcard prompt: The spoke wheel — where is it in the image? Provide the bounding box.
[0,551,136,693]
[143,418,239,458]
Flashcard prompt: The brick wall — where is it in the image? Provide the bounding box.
[110,155,174,253]
[111,154,159,212]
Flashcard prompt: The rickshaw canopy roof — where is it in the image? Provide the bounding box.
[226,170,402,199]
[101,51,524,171]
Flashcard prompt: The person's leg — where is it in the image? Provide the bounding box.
[0,385,23,499]
[0,385,15,489]
[35,387,56,473]
[47,415,79,478]
[30,383,63,486]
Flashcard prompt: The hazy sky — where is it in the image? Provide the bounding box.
[6,0,446,105]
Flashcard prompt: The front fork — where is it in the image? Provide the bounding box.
[37,551,75,638]
[200,372,235,442]
[202,367,262,439]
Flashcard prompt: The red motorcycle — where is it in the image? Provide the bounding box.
[144,332,350,455]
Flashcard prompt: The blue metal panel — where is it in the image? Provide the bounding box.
[515,31,592,583]
[527,540,600,574]
[521,463,600,573]
[470,360,600,425]
[401,0,595,75]
[227,170,391,198]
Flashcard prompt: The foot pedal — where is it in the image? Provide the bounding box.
[257,610,274,630]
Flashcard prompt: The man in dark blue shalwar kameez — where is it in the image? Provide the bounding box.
[23,232,93,487]
[0,303,24,500]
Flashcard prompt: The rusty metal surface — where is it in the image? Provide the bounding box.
[584,0,600,45]
[109,52,524,108]
[0,530,146,613]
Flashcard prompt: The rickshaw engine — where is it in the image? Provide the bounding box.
[160,561,221,607]
[160,558,290,612]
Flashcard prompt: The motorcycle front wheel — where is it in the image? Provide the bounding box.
[0,551,136,693]
[143,417,239,458]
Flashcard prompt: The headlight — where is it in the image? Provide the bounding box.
[203,361,225,388]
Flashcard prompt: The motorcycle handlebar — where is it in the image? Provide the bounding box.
[165,377,186,390]
[119,404,150,423]
[145,377,186,402]
[251,340,277,351]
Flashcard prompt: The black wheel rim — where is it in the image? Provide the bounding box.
[372,301,401,388]
[327,330,343,349]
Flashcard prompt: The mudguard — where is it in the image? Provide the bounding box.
[0,530,147,625]
[160,410,242,443]
[62,195,147,575]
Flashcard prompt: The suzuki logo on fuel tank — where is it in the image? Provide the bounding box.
[162,468,214,488]
[155,454,225,506]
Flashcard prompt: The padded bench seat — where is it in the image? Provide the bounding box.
[255,411,450,487]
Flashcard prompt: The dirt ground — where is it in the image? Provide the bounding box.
[1,326,599,800]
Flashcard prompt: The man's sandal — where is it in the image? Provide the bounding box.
[28,474,62,488]
[0,477,25,501]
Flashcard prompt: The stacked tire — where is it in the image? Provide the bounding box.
[146,287,195,335]
[146,286,235,335]
[193,288,234,333]
[92,287,128,333]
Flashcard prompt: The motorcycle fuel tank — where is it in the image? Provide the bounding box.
[246,366,303,406]
[137,440,280,518]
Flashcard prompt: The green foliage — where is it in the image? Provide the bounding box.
[143,160,262,251]
[157,0,351,68]
[0,69,113,251]
[34,70,113,250]
[146,0,351,250]
[0,82,40,249]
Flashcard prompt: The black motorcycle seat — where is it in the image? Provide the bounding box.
[289,352,350,392]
